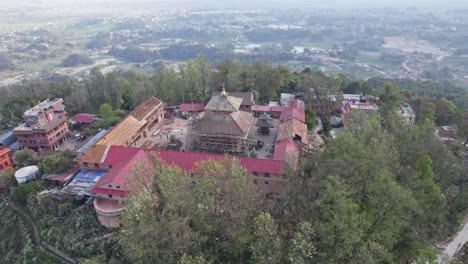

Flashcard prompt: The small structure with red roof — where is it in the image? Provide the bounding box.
[71,113,96,124]
[179,103,205,113]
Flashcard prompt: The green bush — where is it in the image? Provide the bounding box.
[11,181,42,207]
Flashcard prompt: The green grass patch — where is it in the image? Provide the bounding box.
[298,40,334,49]
[20,56,66,73]
[357,52,382,64]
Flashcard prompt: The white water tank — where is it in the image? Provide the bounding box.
[15,166,39,184]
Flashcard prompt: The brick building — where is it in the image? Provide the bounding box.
[75,97,165,170]
[90,146,288,227]
[13,97,70,151]
[0,147,13,172]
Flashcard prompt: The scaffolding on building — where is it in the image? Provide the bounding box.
[187,117,256,155]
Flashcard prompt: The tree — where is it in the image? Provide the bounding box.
[378,83,404,128]
[120,155,262,264]
[12,149,39,167]
[435,98,458,126]
[286,112,452,263]
[322,117,331,136]
[305,111,316,130]
[415,155,443,202]
[0,94,34,125]
[250,212,282,264]
[38,150,75,175]
[419,101,436,125]
[11,181,41,206]
[179,256,210,264]
[314,175,370,263]
[62,53,94,67]
[457,110,468,146]
[287,222,317,264]
[1,168,17,189]
[300,70,340,117]
[98,103,125,128]
[86,67,108,111]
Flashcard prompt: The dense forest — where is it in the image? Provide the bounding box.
[0,58,467,263]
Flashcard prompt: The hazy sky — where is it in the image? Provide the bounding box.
[5,0,468,10]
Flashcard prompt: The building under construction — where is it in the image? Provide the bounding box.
[188,89,256,154]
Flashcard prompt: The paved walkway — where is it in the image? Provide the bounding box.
[442,220,468,259]
[438,150,468,263]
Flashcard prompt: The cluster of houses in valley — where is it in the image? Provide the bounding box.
[0,88,461,228]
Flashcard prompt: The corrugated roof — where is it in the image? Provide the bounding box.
[252,105,272,112]
[95,149,147,188]
[71,113,95,124]
[280,99,305,123]
[180,103,205,112]
[273,139,299,161]
[0,131,17,147]
[60,169,105,196]
[76,129,108,155]
[271,106,288,112]
[102,146,286,178]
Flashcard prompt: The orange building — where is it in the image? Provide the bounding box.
[0,147,13,172]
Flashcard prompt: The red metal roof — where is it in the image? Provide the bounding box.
[91,187,128,197]
[96,149,148,189]
[290,99,305,113]
[252,105,272,112]
[280,108,305,123]
[180,103,205,112]
[102,146,287,178]
[280,99,305,123]
[273,139,299,161]
[72,113,95,124]
[271,106,288,112]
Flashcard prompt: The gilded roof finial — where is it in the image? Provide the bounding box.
[221,83,227,96]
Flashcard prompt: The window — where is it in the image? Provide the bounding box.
[108,195,113,198]
[253,180,257,185]
[108,185,112,188]
[265,181,269,185]
[265,173,270,178]
[94,163,99,168]
[253,172,258,176]
[116,186,120,189]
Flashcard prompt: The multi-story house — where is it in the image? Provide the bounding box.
[0,147,13,172]
[13,97,70,151]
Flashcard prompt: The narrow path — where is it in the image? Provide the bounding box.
[2,198,75,264]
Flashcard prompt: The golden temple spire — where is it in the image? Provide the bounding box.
[221,83,228,96]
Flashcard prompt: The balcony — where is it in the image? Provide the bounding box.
[94,197,124,216]
[94,197,125,228]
